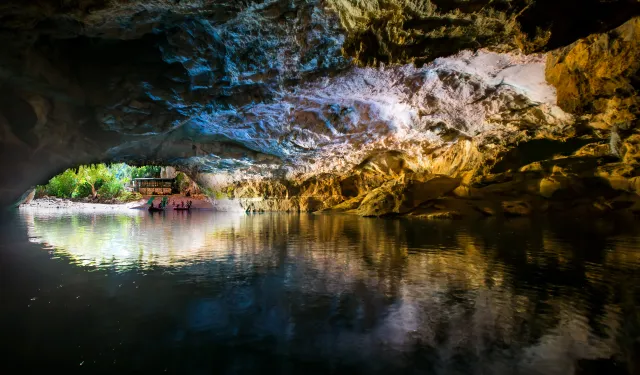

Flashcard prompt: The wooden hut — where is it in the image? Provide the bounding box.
[133,178,174,195]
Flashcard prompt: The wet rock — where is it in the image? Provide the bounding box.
[502,200,533,216]
[1,2,640,219]
[539,177,568,198]
[13,187,36,206]
[413,210,463,220]
[547,17,640,129]
[472,202,499,217]
[356,174,461,217]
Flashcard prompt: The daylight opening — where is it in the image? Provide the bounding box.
[28,164,202,206]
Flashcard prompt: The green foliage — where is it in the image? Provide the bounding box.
[97,179,124,199]
[109,163,133,184]
[39,163,162,202]
[116,191,143,203]
[175,172,191,192]
[72,182,93,198]
[77,164,112,197]
[35,185,47,198]
[131,165,161,179]
[202,187,228,199]
[45,169,78,198]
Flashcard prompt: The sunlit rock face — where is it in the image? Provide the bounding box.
[1,1,640,216]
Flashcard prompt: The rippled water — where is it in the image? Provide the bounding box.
[2,208,640,374]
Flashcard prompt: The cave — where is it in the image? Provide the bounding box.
[1,1,640,374]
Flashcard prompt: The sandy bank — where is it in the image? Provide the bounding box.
[22,195,215,211]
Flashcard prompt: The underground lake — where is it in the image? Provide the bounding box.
[1,209,640,374]
[2,0,640,373]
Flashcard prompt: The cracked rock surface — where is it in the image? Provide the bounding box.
[1,1,640,217]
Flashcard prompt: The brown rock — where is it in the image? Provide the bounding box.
[356,174,461,217]
[413,210,463,220]
[546,17,640,129]
[502,201,533,216]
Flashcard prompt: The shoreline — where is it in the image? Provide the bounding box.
[22,195,215,211]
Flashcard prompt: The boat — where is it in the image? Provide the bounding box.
[148,206,164,212]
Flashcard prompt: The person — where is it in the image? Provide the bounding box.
[181,201,185,208]
[150,202,154,208]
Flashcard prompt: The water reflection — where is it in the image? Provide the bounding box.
[22,209,246,268]
[4,209,640,374]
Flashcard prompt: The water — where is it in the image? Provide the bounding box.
[2,208,640,374]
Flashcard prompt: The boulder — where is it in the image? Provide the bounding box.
[413,210,463,220]
[502,201,533,216]
[356,174,461,217]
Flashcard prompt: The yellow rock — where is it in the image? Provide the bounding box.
[546,17,640,128]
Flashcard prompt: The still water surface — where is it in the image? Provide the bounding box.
[2,208,640,374]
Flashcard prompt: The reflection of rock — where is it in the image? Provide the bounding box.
[16,208,640,373]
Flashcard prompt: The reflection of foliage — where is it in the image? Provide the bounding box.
[22,211,640,372]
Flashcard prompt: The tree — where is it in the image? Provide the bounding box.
[108,163,133,184]
[77,164,113,199]
[131,165,161,179]
[46,169,78,198]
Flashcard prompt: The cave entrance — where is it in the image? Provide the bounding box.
[24,163,201,206]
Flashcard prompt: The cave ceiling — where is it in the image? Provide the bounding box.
[1,0,640,207]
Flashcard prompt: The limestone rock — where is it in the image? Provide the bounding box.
[547,17,640,129]
[329,195,366,212]
[331,0,640,65]
[355,174,461,217]
[502,201,533,216]
[0,1,639,219]
[412,210,463,220]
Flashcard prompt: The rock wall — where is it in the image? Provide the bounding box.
[0,1,639,218]
[206,18,640,218]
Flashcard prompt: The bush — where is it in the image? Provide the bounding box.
[175,172,191,193]
[202,187,228,199]
[35,185,47,198]
[72,182,93,199]
[131,165,161,179]
[40,163,166,202]
[97,179,124,199]
[46,169,78,198]
[116,191,143,203]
